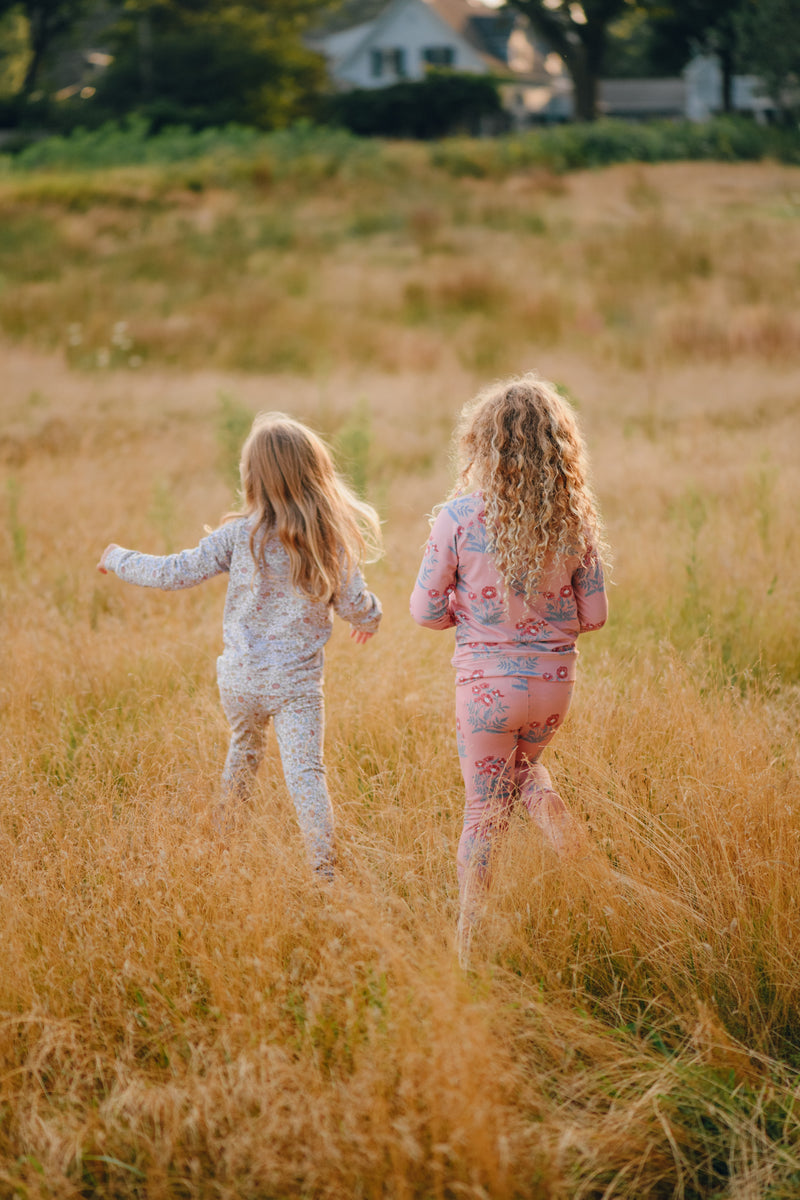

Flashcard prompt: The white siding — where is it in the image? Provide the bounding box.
[337,0,487,88]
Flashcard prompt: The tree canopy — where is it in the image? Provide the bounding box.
[737,0,800,122]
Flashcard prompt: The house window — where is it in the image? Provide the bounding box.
[423,46,455,67]
[370,48,407,79]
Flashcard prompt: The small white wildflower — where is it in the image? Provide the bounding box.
[111,321,133,352]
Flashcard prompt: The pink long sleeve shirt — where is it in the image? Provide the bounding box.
[410,493,607,682]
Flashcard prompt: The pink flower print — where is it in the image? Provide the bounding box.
[542,591,555,600]
[445,583,455,595]
[482,586,497,599]
[516,617,544,638]
[477,512,486,524]
[456,525,464,537]
[557,665,568,680]
[546,713,560,726]
[428,588,440,597]
[476,756,503,776]
[542,672,553,681]
[468,591,477,601]
[560,585,573,598]
[480,694,493,707]
[489,688,503,699]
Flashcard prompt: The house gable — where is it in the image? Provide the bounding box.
[334,0,489,88]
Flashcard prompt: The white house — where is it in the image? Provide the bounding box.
[313,0,565,98]
[314,4,778,126]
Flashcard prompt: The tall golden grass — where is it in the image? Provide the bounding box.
[0,158,799,1197]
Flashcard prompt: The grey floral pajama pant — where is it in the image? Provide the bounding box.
[218,680,335,878]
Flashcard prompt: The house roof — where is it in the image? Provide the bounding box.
[424,0,512,65]
[327,0,537,79]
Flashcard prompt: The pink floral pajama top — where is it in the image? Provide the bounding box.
[409,492,607,681]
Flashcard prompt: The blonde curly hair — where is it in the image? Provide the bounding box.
[454,373,606,601]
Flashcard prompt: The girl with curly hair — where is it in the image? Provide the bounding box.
[410,374,608,962]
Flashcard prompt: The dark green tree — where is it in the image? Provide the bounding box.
[92,0,333,127]
[0,0,92,93]
[737,0,800,122]
[642,0,744,110]
[505,0,633,120]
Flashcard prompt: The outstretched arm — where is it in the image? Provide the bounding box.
[97,524,236,590]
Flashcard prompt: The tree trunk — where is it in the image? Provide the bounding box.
[568,46,598,122]
[22,8,49,94]
[138,11,154,101]
[719,46,734,113]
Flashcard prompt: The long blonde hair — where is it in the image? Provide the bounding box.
[454,373,606,601]
[229,412,381,604]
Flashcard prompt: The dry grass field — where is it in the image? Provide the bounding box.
[1,151,800,1198]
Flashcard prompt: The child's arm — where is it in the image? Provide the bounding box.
[334,563,382,640]
[97,525,235,590]
[409,506,458,630]
[572,548,608,633]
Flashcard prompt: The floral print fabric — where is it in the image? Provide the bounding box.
[104,519,381,875]
[455,674,574,911]
[104,519,382,693]
[410,491,607,922]
[219,684,334,877]
[409,492,607,680]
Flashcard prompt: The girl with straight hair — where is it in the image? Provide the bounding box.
[99,412,382,879]
[410,373,608,963]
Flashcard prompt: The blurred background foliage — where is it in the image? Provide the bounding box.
[0,0,797,142]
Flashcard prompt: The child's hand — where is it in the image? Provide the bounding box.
[350,628,375,645]
[97,543,119,574]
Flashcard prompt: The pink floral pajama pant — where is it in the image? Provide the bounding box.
[218,682,335,878]
[455,674,574,914]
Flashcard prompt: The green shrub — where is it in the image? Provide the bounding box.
[3,114,798,181]
[2,117,379,184]
[326,72,503,139]
[431,117,800,178]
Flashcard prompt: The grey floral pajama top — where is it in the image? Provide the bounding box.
[104,519,381,875]
[103,517,382,694]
